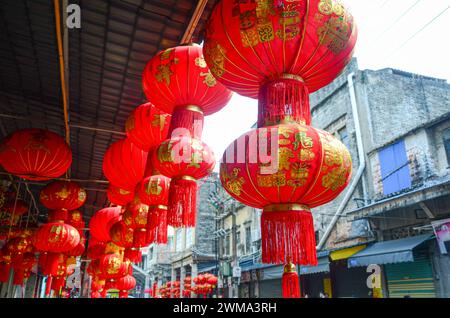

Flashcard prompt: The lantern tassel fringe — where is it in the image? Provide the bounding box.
[167,178,197,227]
[261,210,317,265]
[146,206,168,244]
[282,265,301,298]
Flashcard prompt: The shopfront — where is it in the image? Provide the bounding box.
[329,245,371,298]
[300,251,331,298]
[348,234,437,298]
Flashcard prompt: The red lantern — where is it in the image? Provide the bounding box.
[1,199,29,225]
[282,263,300,298]
[116,274,136,298]
[87,240,106,260]
[12,252,36,286]
[152,136,215,227]
[137,175,170,244]
[67,210,85,230]
[110,221,134,249]
[89,207,122,242]
[124,247,141,263]
[122,199,149,230]
[221,123,351,265]
[91,291,101,298]
[203,0,357,99]
[106,184,134,206]
[142,45,232,117]
[98,253,128,280]
[0,249,12,283]
[67,234,85,257]
[125,102,171,151]
[102,138,148,190]
[144,45,231,228]
[0,128,72,180]
[136,175,170,206]
[40,181,87,210]
[33,223,80,253]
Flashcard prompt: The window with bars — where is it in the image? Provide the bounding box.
[444,129,450,164]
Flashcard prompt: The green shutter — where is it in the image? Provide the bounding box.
[385,258,436,298]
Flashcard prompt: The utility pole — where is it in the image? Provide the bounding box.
[231,202,239,298]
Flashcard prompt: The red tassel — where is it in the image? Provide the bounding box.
[261,208,317,265]
[13,268,25,286]
[124,248,142,263]
[101,289,107,298]
[169,106,204,139]
[167,177,197,227]
[146,205,168,244]
[51,276,66,292]
[0,263,11,282]
[133,228,149,247]
[45,276,53,296]
[41,252,62,276]
[282,263,301,298]
[258,78,311,127]
[119,290,128,298]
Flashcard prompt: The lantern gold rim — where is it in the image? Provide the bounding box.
[263,204,310,212]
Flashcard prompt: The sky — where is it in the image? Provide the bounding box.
[202,0,450,171]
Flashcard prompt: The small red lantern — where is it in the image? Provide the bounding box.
[102,138,148,190]
[152,136,215,227]
[1,199,29,225]
[110,221,134,249]
[116,274,136,298]
[40,181,87,210]
[98,253,128,280]
[0,128,72,180]
[67,210,85,230]
[89,207,122,242]
[106,185,134,206]
[137,175,170,244]
[125,102,171,151]
[33,223,80,253]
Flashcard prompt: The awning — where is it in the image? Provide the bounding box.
[330,245,366,261]
[347,234,433,268]
[299,256,330,275]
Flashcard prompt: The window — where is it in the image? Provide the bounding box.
[245,227,252,254]
[378,140,411,195]
[236,231,241,246]
[444,129,450,164]
[186,228,194,248]
[338,127,350,149]
[175,229,183,252]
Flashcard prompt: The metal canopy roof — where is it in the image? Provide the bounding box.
[0,0,218,220]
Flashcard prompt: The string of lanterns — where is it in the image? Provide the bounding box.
[0,0,357,299]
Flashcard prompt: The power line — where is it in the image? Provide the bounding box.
[385,5,450,61]
[374,0,423,43]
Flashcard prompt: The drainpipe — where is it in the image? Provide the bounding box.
[317,73,366,250]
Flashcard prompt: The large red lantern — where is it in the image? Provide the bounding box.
[102,138,148,190]
[0,128,72,180]
[40,181,87,210]
[125,102,171,151]
[144,45,231,228]
[203,0,357,99]
[89,207,122,242]
[106,184,134,206]
[221,123,351,264]
[205,0,356,269]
